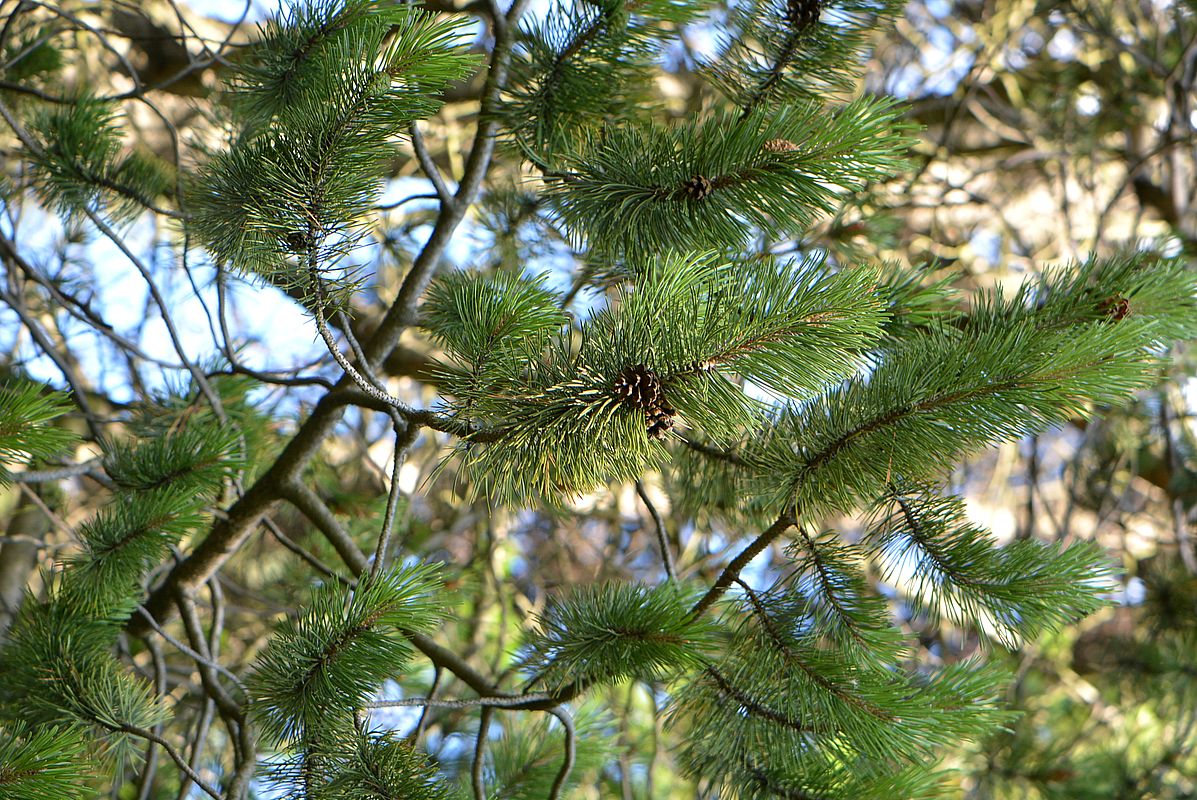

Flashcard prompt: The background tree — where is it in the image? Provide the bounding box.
[0,1,1194,799]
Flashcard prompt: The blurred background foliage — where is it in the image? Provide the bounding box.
[0,0,1193,796]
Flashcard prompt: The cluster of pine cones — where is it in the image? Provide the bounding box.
[613,364,676,440]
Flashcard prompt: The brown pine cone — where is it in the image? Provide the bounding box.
[284,231,311,253]
[785,0,822,31]
[682,174,715,201]
[763,138,800,153]
[646,402,677,440]
[614,364,663,408]
[1098,295,1132,321]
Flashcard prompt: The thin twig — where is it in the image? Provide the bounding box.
[134,636,167,800]
[135,606,247,697]
[370,420,416,580]
[178,698,215,800]
[280,478,369,575]
[411,121,455,206]
[472,706,494,800]
[546,706,577,800]
[172,594,246,721]
[115,723,221,800]
[0,282,106,443]
[636,480,676,583]
[8,460,102,483]
[16,482,75,539]
[409,666,442,745]
[260,515,354,586]
[367,692,554,710]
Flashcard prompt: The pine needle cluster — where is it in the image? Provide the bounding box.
[190,0,476,304]
[0,381,76,486]
[24,98,172,222]
[248,565,450,798]
[0,388,246,784]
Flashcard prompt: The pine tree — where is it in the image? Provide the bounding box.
[0,0,1194,798]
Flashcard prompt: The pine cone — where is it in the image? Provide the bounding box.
[613,364,663,408]
[785,0,821,31]
[680,359,716,374]
[614,365,678,438]
[763,138,800,153]
[284,231,312,253]
[682,174,714,201]
[1098,295,1132,321]
[646,402,677,440]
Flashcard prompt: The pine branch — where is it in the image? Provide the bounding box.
[191,4,476,293]
[502,0,694,160]
[787,528,906,659]
[247,564,444,745]
[521,582,716,692]
[547,98,915,257]
[21,96,174,221]
[869,484,1116,646]
[306,729,449,800]
[0,381,76,486]
[689,510,797,619]
[432,252,885,501]
[702,665,825,734]
[0,723,91,800]
[751,302,1170,515]
[733,582,895,722]
[708,0,903,108]
[636,479,676,582]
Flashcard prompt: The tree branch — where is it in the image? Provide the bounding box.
[689,510,796,619]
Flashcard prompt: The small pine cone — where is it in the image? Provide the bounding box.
[284,231,311,253]
[784,0,822,31]
[614,364,663,408]
[763,138,800,153]
[680,359,717,374]
[646,402,677,440]
[1098,295,1132,321]
[682,174,714,201]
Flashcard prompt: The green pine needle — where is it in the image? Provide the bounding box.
[476,705,615,800]
[782,529,909,661]
[751,296,1168,516]
[0,603,166,768]
[103,423,245,498]
[62,490,208,620]
[192,1,476,297]
[431,251,888,502]
[26,96,170,221]
[707,0,905,109]
[502,0,700,161]
[521,582,718,692]
[248,564,445,745]
[870,484,1118,647]
[308,730,449,800]
[0,723,91,800]
[673,600,1013,787]
[547,97,916,257]
[0,381,76,486]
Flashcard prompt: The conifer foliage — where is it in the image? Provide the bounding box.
[0,0,1195,798]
